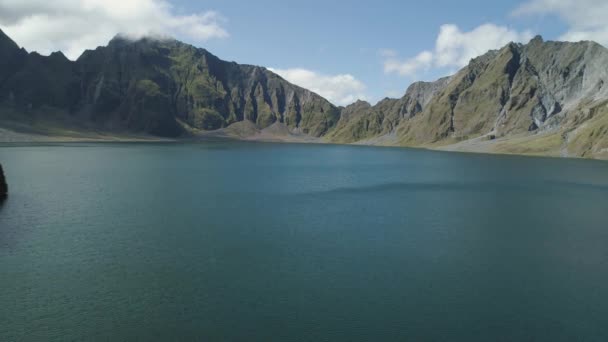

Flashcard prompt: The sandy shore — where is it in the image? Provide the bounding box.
[0,127,174,143]
[2,123,606,160]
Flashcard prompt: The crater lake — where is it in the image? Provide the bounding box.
[1,142,608,341]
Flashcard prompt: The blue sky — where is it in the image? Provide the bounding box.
[167,0,568,104]
[1,0,603,105]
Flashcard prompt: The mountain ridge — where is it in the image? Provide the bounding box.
[1,29,608,159]
[333,35,608,158]
[0,30,340,137]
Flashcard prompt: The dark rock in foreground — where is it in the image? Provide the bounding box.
[0,164,7,200]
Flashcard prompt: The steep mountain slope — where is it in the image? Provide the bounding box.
[1,29,608,159]
[332,36,608,158]
[0,30,339,137]
[326,77,451,143]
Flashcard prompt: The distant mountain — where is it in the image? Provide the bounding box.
[1,30,608,159]
[0,30,339,137]
[326,77,451,143]
[331,36,608,158]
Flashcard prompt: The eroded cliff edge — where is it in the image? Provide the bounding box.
[1,29,607,159]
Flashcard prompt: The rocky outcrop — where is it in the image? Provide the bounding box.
[326,77,451,143]
[0,30,339,137]
[0,164,7,200]
[1,29,608,158]
[398,36,608,158]
[329,36,608,158]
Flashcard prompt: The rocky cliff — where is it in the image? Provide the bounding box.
[332,36,608,158]
[0,30,339,137]
[326,77,451,143]
[1,29,608,159]
[0,164,7,200]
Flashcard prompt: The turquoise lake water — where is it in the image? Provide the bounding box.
[1,142,608,341]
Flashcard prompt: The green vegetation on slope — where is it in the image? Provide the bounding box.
[0,31,339,138]
[2,29,608,159]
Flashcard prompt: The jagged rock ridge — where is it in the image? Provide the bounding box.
[333,36,608,158]
[0,31,339,137]
[1,29,608,158]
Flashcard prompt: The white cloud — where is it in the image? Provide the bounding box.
[514,0,608,45]
[269,68,367,106]
[384,50,433,77]
[383,23,534,77]
[0,0,228,59]
[435,24,534,68]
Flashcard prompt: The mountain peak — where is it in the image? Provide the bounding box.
[107,33,178,47]
[0,28,339,137]
[529,35,544,45]
[0,28,20,51]
[49,51,68,60]
[0,27,25,63]
[2,27,608,158]
[345,99,371,109]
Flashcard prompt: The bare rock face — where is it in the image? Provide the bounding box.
[325,78,451,143]
[405,35,608,156]
[2,28,608,158]
[0,30,340,138]
[331,36,608,158]
[0,164,7,200]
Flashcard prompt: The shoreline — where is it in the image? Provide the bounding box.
[1,126,606,162]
